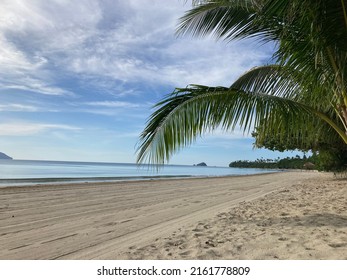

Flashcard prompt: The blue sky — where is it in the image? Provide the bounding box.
[0,0,300,166]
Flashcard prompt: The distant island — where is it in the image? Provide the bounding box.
[194,162,207,167]
[0,152,13,160]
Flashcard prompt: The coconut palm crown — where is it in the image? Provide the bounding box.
[137,0,347,165]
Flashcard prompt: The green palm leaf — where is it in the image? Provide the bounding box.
[136,83,331,164]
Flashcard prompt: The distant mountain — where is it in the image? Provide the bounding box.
[195,162,207,166]
[0,152,12,160]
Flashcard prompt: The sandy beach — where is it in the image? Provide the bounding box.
[0,171,346,260]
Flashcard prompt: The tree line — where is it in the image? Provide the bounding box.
[229,153,347,172]
[229,155,313,170]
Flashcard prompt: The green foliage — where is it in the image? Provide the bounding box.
[229,155,316,170]
[251,122,347,171]
[136,0,347,166]
[313,150,347,172]
[229,151,347,172]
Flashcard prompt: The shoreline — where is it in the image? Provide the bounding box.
[0,171,283,188]
[0,175,194,188]
[1,171,343,260]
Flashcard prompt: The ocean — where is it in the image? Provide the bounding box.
[0,159,278,186]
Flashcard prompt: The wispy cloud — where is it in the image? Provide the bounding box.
[85,101,141,108]
[0,103,38,112]
[64,99,149,117]
[0,0,101,96]
[0,1,272,97]
[2,79,74,96]
[0,122,81,136]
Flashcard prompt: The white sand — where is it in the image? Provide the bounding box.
[0,171,345,260]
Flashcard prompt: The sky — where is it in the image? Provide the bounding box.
[0,0,301,166]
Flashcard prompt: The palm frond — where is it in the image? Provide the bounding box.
[230,64,337,109]
[178,0,347,95]
[230,65,299,98]
[136,83,326,165]
[177,0,264,41]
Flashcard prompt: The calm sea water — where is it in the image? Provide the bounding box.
[0,159,278,185]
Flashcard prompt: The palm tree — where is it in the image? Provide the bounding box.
[136,0,347,165]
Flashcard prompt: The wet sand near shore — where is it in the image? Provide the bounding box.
[1,171,344,260]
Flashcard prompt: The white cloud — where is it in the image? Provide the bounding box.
[0,122,81,136]
[0,0,101,47]
[0,0,272,98]
[0,0,102,96]
[85,101,141,108]
[64,99,149,116]
[0,103,38,112]
[2,78,74,96]
[59,3,271,91]
[160,39,272,87]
